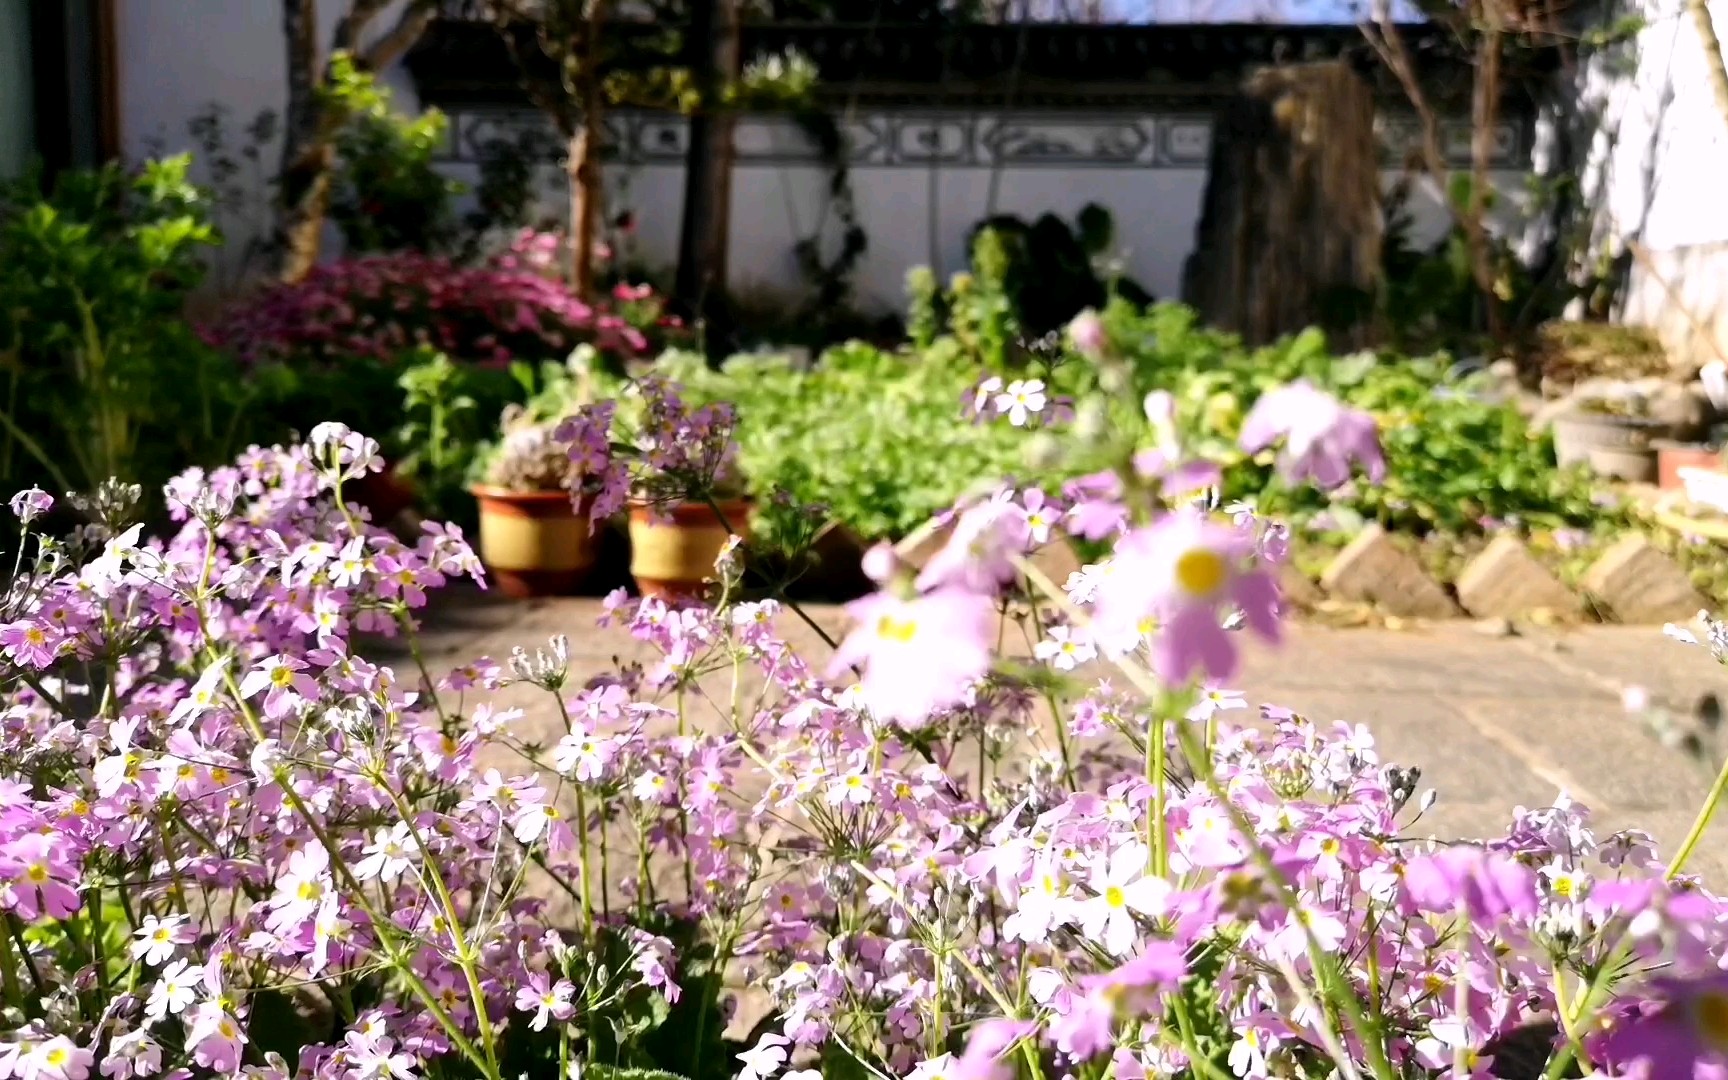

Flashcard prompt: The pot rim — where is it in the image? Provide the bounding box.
[470,484,581,504]
[626,494,755,510]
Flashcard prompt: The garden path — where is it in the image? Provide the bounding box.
[385,586,1728,886]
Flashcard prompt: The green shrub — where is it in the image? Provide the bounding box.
[0,156,254,508]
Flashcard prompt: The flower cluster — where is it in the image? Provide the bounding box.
[0,346,1724,1080]
[202,251,660,369]
[557,375,745,522]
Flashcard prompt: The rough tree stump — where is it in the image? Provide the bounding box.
[1181,61,1383,349]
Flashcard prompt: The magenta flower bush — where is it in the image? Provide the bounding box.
[0,318,1725,1080]
[203,244,663,369]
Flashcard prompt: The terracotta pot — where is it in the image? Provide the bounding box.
[1654,440,1726,492]
[347,464,417,523]
[628,498,752,601]
[472,486,597,599]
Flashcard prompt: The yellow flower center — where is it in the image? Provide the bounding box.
[23,628,45,646]
[1174,548,1226,598]
[45,1048,67,1067]
[1321,838,1341,857]
[1104,885,1126,908]
[875,615,918,644]
[1694,990,1728,1049]
[270,666,294,688]
[25,863,48,884]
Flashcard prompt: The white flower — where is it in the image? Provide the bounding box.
[1075,842,1169,956]
[972,375,1004,415]
[354,823,417,884]
[145,959,199,1020]
[1033,626,1096,672]
[736,1034,789,1080]
[908,1054,957,1080]
[1186,685,1247,722]
[130,914,190,966]
[995,380,1048,427]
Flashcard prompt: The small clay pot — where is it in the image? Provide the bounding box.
[472,486,597,599]
[1551,410,1674,468]
[1654,440,1726,492]
[627,498,752,601]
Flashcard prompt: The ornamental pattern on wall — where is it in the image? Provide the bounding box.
[440,108,1528,170]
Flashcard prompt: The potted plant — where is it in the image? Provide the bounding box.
[469,406,596,599]
[1551,394,1675,482]
[564,377,753,602]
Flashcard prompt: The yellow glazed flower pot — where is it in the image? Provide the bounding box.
[472,486,597,599]
[628,498,752,601]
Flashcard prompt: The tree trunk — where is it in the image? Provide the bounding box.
[674,0,741,328]
[568,0,608,300]
[277,0,328,282]
[275,0,434,283]
[1469,18,1505,339]
[1181,61,1383,349]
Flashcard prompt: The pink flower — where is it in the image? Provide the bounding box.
[1402,847,1539,922]
[1239,380,1385,490]
[238,654,319,719]
[0,832,81,919]
[513,970,576,1031]
[829,588,993,726]
[1067,308,1109,358]
[0,619,60,668]
[1092,509,1279,685]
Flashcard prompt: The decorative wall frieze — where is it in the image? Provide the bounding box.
[438,107,1530,171]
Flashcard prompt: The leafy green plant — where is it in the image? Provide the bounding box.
[326,53,462,254]
[1084,301,1603,534]
[657,343,1035,540]
[0,156,253,509]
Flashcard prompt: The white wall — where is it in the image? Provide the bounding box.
[1586,0,1728,364]
[108,4,1527,313]
[113,0,424,287]
[439,108,1528,313]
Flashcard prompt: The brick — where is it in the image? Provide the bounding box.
[1455,535,1584,619]
[1580,534,1708,623]
[1276,562,1326,613]
[1319,525,1461,619]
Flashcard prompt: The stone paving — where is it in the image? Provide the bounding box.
[379,585,1728,884]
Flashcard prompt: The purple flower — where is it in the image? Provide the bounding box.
[1239,380,1385,490]
[1599,971,1728,1077]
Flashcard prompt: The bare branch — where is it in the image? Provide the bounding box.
[359,0,438,71]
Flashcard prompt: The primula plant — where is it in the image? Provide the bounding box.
[0,311,1725,1080]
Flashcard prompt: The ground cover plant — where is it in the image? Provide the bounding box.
[0,309,1723,1080]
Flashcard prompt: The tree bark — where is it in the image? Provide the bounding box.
[569,0,608,299]
[1686,0,1728,133]
[1180,61,1384,349]
[674,0,741,326]
[275,0,435,283]
[277,0,328,283]
[1469,13,1505,339]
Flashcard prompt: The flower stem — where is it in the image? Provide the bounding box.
[1667,749,1728,880]
[1150,710,1168,879]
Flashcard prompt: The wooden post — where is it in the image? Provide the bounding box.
[674,0,740,331]
[1181,61,1384,349]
